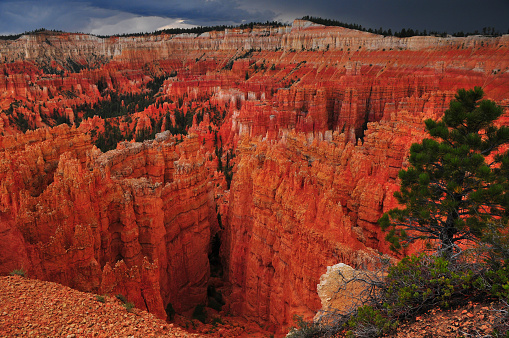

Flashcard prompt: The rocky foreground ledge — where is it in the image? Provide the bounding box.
[0,266,504,338]
[0,275,201,337]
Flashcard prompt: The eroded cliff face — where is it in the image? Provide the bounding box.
[0,125,217,319]
[0,20,508,333]
[222,103,445,330]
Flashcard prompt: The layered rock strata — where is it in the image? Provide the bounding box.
[222,103,455,331]
[0,126,217,319]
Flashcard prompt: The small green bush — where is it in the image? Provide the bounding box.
[486,261,509,300]
[384,253,484,316]
[9,268,26,277]
[286,315,326,338]
[115,294,134,312]
[96,295,106,303]
[115,294,128,304]
[345,305,397,337]
[123,302,135,312]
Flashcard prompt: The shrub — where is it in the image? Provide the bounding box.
[115,294,128,304]
[9,268,26,277]
[345,305,396,337]
[96,295,106,303]
[123,302,135,312]
[486,260,509,300]
[286,315,327,338]
[383,253,486,316]
[291,252,503,338]
[492,302,509,337]
[114,294,134,311]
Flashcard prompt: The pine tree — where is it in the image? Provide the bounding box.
[379,87,509,256]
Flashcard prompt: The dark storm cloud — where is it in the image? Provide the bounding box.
[0,0,276,35]
[253,0,509,33]
[84,0,275,25]
[0,1,125,35]
[0,0,507,36]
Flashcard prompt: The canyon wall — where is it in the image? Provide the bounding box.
[223,105,444,330]
[1,21,507,64]
[0,125,218,319]
[0,20,508,333]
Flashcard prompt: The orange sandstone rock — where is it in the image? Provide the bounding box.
[222,103,443,331]
[0,126,217,320]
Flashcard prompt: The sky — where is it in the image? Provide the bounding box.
[0,0,508,36]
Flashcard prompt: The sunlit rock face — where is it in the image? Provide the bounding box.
[222,107,435,331]
[0,127,216,320]
[0,19,508,331]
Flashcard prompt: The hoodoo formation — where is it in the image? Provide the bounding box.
[1,19,508,334]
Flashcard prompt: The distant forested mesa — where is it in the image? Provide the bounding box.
[0,22,285,40]
[301,16,508,37]
[0,28,64,40]
[1,18,506,40]
[96,21,285,38]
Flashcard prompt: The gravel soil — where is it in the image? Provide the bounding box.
[0,275,203,338]
[388,301,507,338]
